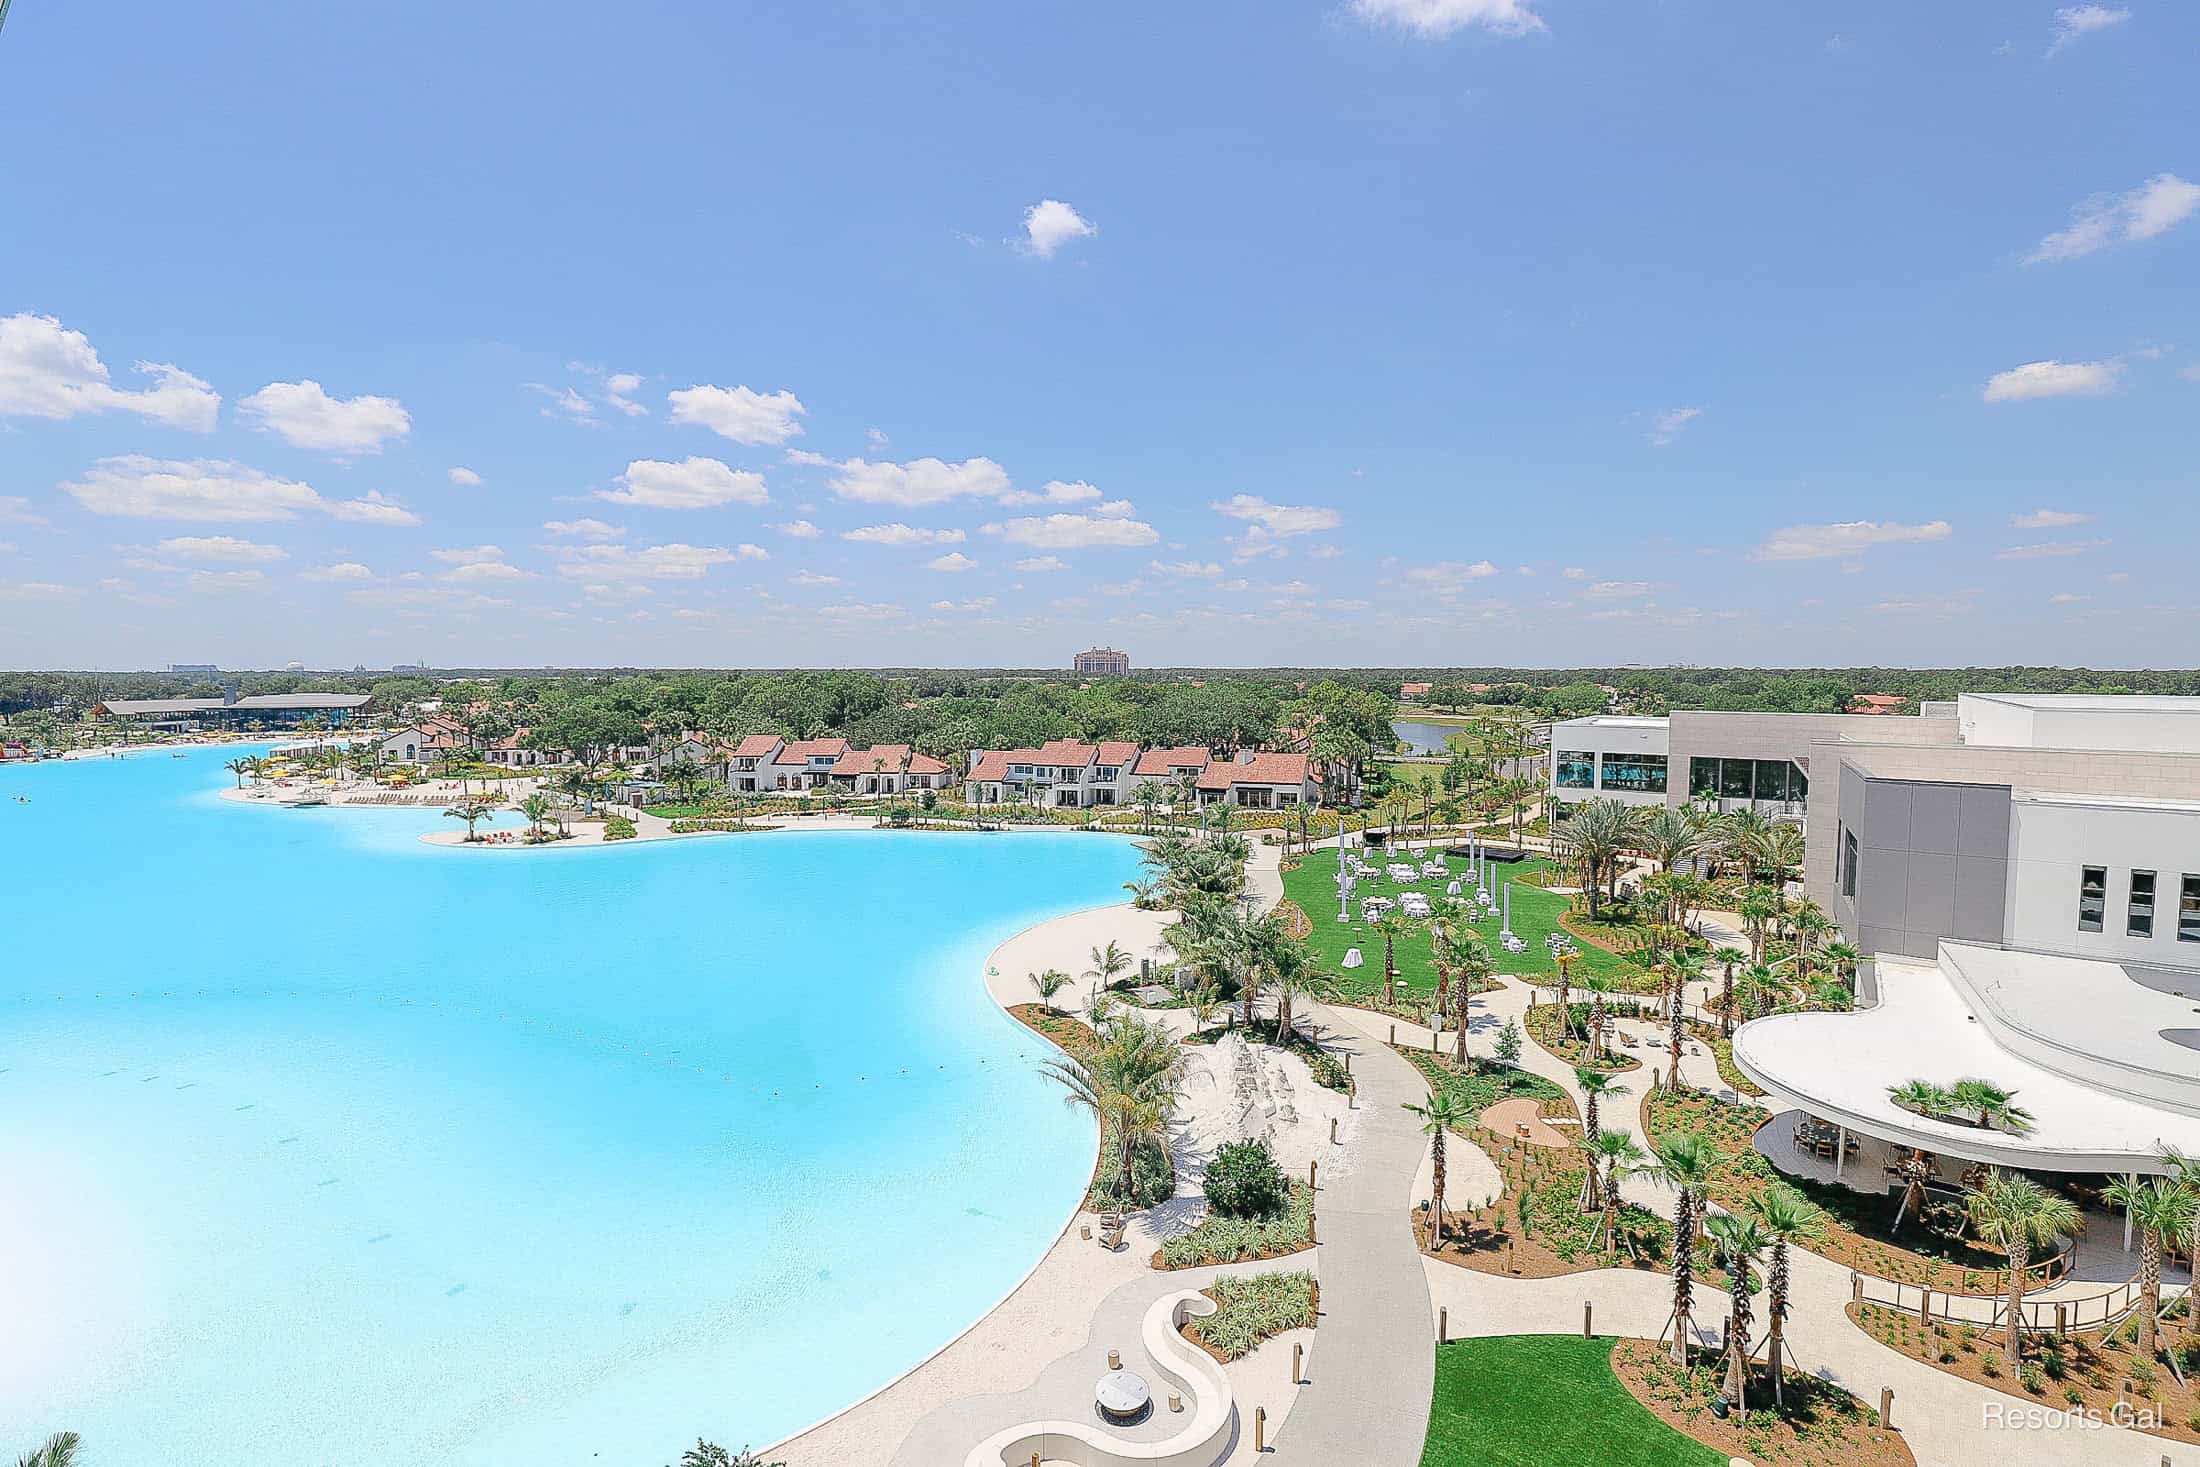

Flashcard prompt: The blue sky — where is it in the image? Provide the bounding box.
[1,1,2193,670]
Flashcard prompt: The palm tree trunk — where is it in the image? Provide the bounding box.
[1671,1194,1695,1364]
[1430,1130,1448,1247]
[2139,1234,2161,1360]
[2006,1238,2029,1361]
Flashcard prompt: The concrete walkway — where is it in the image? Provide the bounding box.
[1260,1001,1436,1466]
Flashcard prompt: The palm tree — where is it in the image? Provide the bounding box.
[1029,968,1072,1012]
[1085,940,1133,994]
[1737,884,1782,965]
[1263,931,1334,1044]
[1705,1213,1768,1411]
[2101,1175,2196,1363]
[2165,1147,2200,1351]
[1736,964,1781,1022]
[14,1434,80,1467]
[1402,1087,1473,1248]
[1574,1066,1626,1210]
[444,801,494,842]
[1134,781,1163,833]
[1636,805,1711,874]
[1747,1185,1825,1402]
[1950,1077,2033,1134]
[1551,949,1577,1039]
[1369,909,1410,1007]
[1822,941,1861,986]
[1886,1078,1954,1120]
[519,791,551,839]
[1589,1130,1648,1254]
[1435,919,1491,1064]
[1578,971,1620,1061]
[1964,1169,2082,1361]
[1645,1130,1719,1363]
[1555,798,1637,919]
[224,756,255,788]
[1184,981,1225,1036]
[1789,900,1832,981]
[1662,964,1688,1092]
[1044,1014,1184,1206]
[1711,947,1746,1037]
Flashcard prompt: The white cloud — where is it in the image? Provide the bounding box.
[1584,579,1661,600]
[300,561,375,582]
[801,453,1012,508]
[239,380,411,453]
[181,568,267,594]
[1348,0,1545,39]
[928,596,997,614]
[2049,592,2092,604]
[2047,4,2130,55]
[348,584,513,613]
[926,551,979,572]
[1405,560,1501,588]
[326,491,423,528]
[1983,359,2123,402]
[448,467,482,487]
[1327,598,1372,612]
[0,581,73,602]
[596,371,647,418]
[0,313,220,431]
[1021,199,1097,259]
[1997,538,2110,560]
[841,522,967,546]
[531,363,649,423]
[787,570,841,587]
[982,513,1160,549]
[667,383,808,446]
[1648,406,1703,446]
[1014,556,1070,572]
[154,535,287,563]
[430,544,508,566]
[1560,566,1589,580]
[774,519,821,538]
[63,456,322,522]
[1211,494,1342,536]
[0,497,46,526]
[2027,174,2199,263]
[1150,559,1226,578]
[998,479,1102,507]
[551,542,766,582]
[527,383,599,423]
[2012,508,2091,529]
[541,517,624,539]
[816,600,907,622]
[1871,592,1978,618]
[1752,519,1953,561]
[600,456,769,509]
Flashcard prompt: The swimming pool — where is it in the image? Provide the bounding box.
[0,747,1137,1464]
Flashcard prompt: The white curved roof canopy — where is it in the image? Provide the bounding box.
[1732,948,2200,1176]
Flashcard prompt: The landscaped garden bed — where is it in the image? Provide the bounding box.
[1610,1338,1916,1467]
[1640,1088,2040,1294]
[1182,1270,1318,1362]
[1155,1180,1315,1269]
[1849,1302,2199,1443]
[1523,1000,1645,1072]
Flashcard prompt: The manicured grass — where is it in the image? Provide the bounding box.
[1422,1336,1723,1467]
[1281,847,1632,998]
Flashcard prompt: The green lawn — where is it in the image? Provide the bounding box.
[1422,1337,1722,1467]
[1282,847,1632,997]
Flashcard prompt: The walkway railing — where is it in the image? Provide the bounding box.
[1850,1266,2169,1334]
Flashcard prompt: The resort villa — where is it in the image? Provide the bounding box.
[962,740,1334,809]
[827,744,951,796]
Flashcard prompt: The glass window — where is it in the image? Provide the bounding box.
[1719,759,1753,800]
[1754,759,1792,801]
[1689,757,1721,797]
[1600,752,1667,793]
[1790,764,1809,800]
[2129,870,2156,938]
[2078,865,2106,933]
[1841,827,1858,898]
[2180,876,2200,943]
[1555,750,1596,789]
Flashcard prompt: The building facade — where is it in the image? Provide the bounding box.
[1071,646,1131,677]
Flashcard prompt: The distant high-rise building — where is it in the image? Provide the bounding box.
[1073,646,1131,677]
[169,663,218,675]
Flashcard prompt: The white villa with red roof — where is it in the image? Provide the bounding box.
[963,740,1340,810]
[828,744,951,795]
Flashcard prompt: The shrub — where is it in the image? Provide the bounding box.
[1205,1139,1288,1219]
[2019,1364,2046,1395]
[1493,1018,1524,1067]
[1088,1125,1175,1211]
[603,814,637,841]
[1159,1182,1314,1268]
[1193,1271,1316,1360]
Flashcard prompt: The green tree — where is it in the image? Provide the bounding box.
[1746,1184,1825,1401]
[1964,1170,2082,1361]
[1644,1130,1719,1364]
[1402,1087,1472,1247]
[1704,1212,1767,1411]
[1589,1130,1647,1255]
[1044,1014,1184,1206]
[2100,1175,2196,1363]
[444,801,494,842]
[1029,968,1071,1012]
[14,1433,81,1467]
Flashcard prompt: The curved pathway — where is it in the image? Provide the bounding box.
[1261,1000,1435,1466]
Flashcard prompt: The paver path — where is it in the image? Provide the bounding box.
[1260,1000,1435,1466]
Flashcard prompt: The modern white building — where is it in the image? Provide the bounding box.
[1732,693,2200,1186]
[1546,716,1673,810]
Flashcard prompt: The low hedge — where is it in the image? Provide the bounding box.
[1158,1181,1314,1269]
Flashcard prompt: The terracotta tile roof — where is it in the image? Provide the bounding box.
[1400,682,1432,696]
[907,752,948,776]
[831,744,911,776]
[1095,741,1139,766]
[1033,739,1098,768]
[966,750,1015,781]
[774,737,850,765]
[1197,751,1311,790]
[1132,746,1212,776]
[731,733,784,758]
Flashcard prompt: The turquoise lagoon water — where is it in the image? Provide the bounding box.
[0,747,1135,1465]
